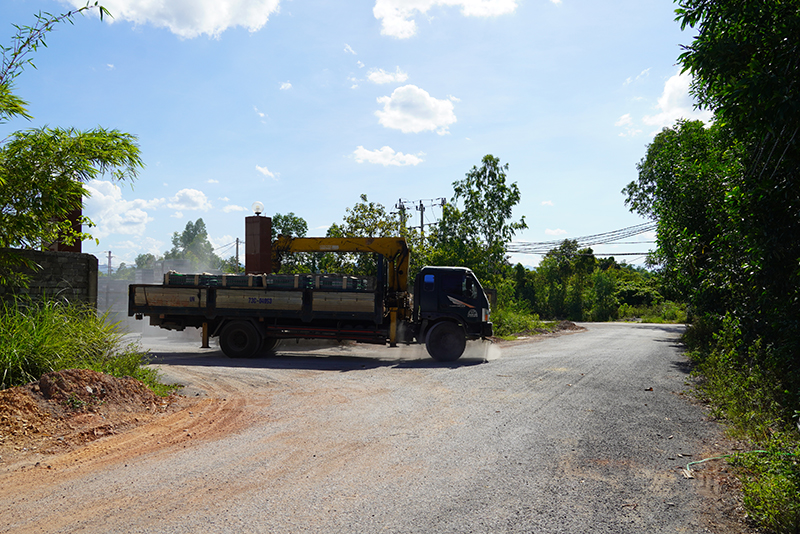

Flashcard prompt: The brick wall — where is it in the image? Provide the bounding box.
[1,248,98,304]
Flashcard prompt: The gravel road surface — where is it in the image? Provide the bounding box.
[0,322,749,533]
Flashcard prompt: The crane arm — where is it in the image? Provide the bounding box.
[272,236,410,293]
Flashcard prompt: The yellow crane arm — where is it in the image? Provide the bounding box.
[272,236,410,293]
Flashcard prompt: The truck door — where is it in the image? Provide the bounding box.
[438,271,486,322]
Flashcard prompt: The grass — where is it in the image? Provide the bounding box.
[491,305,550,338]
[729,446,800,533]
[618,301,687,324]
[686,316,800,533]
[0,296,173,396]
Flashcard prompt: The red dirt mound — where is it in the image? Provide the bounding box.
[0,369,179,465]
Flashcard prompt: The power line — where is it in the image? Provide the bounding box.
[394,198,446,236]
[507,222,657,255]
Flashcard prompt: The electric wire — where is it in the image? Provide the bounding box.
[507,222,657,255]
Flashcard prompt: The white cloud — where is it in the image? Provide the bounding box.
[357,61,365,68]
[256,165,278,179]
[171,211,184,219]
[353,146,424,166]
[375,85,457,135]
[344,44,357,55]
[623,67,650,86]
[167,189,212,211]
[83,180,164,239]
[207,179,219,184]
[222,204,250,213]
[545,228,567,236]
[615,113,642,137]
[541,200,554,206]
[642,70,713,131]
[69,0,281,39]
[254,106,266,118]
[280,81,292,90]
[374,0,517,39]
[367,67,409,84]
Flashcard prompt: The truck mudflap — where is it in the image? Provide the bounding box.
[482,322,493,338]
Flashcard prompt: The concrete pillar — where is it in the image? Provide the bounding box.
[245,216,272,274]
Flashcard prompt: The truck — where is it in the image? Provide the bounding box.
[128,236,493,361]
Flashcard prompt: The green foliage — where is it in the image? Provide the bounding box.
[320,194,434,279]
[625,5,800,529]
[135,253,158,269]
[271,212,308,240]
[618,301,686,324]
[164,218,220,272]
[623,119,743,315]
[0,3,110,93]
[430,155,526,281]
[0,296,170,395]
[0,127,143,270]
[0,5,141,288]
[492,306,545,338]
[106,261,135,280]
[730,446,800,534]
[588,269,619,322]
[271,212,310,274]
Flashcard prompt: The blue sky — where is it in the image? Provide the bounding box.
[1,0,711,269]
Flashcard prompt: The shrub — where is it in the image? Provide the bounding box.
[618,301,686,324]
[0,296,169,395]
[492,302,545,337]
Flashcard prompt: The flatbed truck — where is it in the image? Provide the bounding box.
[128,236,492,361]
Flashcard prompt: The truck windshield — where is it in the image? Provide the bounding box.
[440,272,480,300]
[464,274,479,300]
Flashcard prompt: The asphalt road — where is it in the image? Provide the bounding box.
[0,322,745,533]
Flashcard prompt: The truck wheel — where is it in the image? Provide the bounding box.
[220,321,262,358]
[425,321,466,362]
[261,337,279,354]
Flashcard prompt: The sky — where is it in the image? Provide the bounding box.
[0,0,712,270]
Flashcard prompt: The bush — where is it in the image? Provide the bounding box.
[730,445,800,534]
[492,302,545,337]
[0,296,169,395]
[688,315,800,532]
[618,301,687,324]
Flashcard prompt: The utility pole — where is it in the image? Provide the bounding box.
[417,200,425,237]
[107,251,112,276]
[394,198,446,237]
[395,199,407,228]
[235,238,240,271]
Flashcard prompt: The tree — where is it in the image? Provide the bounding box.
[135,253,158,270]
[271,212,309,273]
[623,119,743,318]
[431,155,526,281]
[271,212,308,240]
[0,4,142,287]
[164,218,220,272]
[320,195,405,276]
[675,0,800,338]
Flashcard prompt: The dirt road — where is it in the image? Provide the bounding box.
[0,323,750,533]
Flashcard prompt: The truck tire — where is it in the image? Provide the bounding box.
[425,321,466,362]
[261,337,279,354]
[220,321,262,358]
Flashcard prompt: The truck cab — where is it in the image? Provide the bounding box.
[413,266,493,360]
